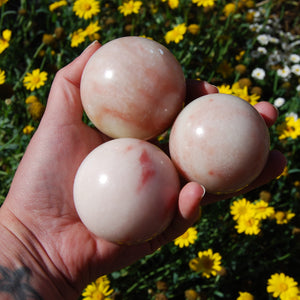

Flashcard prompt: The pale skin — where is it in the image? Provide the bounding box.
[0,41,286,299]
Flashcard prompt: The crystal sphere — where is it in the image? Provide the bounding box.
[169,94,270,194]
[73,138,180,244]
[80,36,186,140]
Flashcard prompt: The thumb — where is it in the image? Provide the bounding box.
[43,41,101,124]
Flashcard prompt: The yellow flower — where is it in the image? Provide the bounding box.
[0,69,5,85]
[235,214,261,235]
[273,210,295,225]
[25,95,39,104]
[276,116,300,140]
[192,0,215,7]
[167,0,179,9]
[165,23,187,44]
[26,99,45,120]
[70,29,87,47]
[185,289,200,300]
[0,29,12,54]
[237,292,254,300]
[23,69,48,91]
[231,82,260,105]
[267,273,298,300]
[49,0,67,12]
[174,227,198,248]
[223,3,237,17]
[277,165,289,179]
[118,0,142,16]
[139,35,153,40]
[235,50,245,61]
[188,24,200,35]
[0,0,9,7]
[84,21,101,40]
[253,200,275,220]
[82,275,114,300]
[23,125,35,135]
[189,249,222,278]
[218,84,232,94]
[73,0,100,20]
[230,198,255,221]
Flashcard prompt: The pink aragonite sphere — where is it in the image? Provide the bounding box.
[169,94,270,194]
[73,138,180,244]
[80,36,186,140]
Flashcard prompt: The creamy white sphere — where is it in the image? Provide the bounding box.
[80,36,186,140]
[169,94,270,194]
[73,138,180,244]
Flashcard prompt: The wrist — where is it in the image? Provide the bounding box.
[0,207,78,300]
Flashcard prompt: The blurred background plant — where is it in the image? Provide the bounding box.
[0,0,299,299]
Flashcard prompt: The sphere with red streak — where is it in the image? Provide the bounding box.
[73,138,180,244]
[80,36,186,140]
[169,93,270,194]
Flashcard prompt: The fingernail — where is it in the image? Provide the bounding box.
[204,81,219,93]
[83,40,100,53]
[211,84,219,93]
[199,184,206,199]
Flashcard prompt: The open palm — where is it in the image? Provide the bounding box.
[1,41,286,298]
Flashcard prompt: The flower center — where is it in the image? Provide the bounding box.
[201,256,214,270]
[181,231,189,239]
[279,282,288,292]
[91,291,105,300]
[31,75,41,85]
[82,3,91,11]
[245,218,255,227]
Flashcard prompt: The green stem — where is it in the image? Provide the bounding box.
[13,42,45,91]
[0,4,5,31]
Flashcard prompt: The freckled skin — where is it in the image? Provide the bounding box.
[80,36,186,140]
[169,94,270,194]
[73,138,180,244]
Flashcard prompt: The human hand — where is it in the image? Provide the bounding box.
[0,41,286,299]
[0,41,206,299]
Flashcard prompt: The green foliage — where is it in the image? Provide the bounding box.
[1,0,299,298]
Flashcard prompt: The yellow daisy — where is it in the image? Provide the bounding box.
[218,84,232,94]
[0,69,5,85]
[25,95,39,104]
[223,3,237,17]
[118,0,142,16]
[230,198,255,221]
[23,125,35,135]
[267,273,298,300]
[70,28,87,47]
[23,69,48,91]
[276,116,300,140]
[174,227,198,248]
[189,249,222,278]
[0,0,9,7]
[84,21,101,40]
[162,0,179,9]
[49,0,68,12]
[253,200,275,220]
[165,23,187,44]
[232,82,260,105]
[0,29,12,54]
[188,24,200,35]
[192,0,215,7]
[273,210,295,225]
[73,0,100,20]
[237,292,254,300]
[82,275,114,300]
[235,214,261,235]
